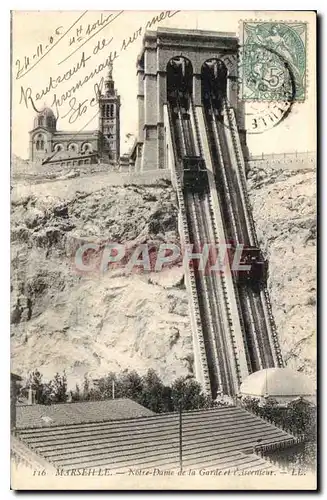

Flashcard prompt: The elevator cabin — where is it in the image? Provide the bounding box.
[167,56,207,192]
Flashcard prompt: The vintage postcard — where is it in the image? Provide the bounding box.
[10,10,317,490]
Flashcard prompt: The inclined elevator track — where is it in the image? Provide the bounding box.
[206,98,283,370]
[168,90,283,399]
[204,101,268,372]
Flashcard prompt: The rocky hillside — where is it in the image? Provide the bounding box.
[247,160,316,380]
[11,178,193,387]
[11,159,316,387]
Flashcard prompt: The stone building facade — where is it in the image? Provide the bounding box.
[29,65,120,167]
[133,27,246,171]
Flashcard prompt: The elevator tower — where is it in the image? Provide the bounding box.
[134,28,246,171]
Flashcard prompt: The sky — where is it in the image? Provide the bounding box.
[11,10,316,159]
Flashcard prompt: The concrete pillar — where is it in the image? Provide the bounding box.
[157,124,165,169]
[137,96,144,143]
[135,143,143,172]
[137,66,145,143]
[157,72,166,124]
[141,127,158,170]
[193,73,202,106]
[144,74,157,125]
[157,72,167,169]
[142,71,158,170]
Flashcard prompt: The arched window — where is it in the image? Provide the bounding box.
[201,58,228,107]
[68,143,78,153]
[110,104,114,117]
[167,56,193,107]
[38,116,44,127]
[81,143,92,153]
[54,144,64,152]
[47,116,56,129]
[35,133,45,151]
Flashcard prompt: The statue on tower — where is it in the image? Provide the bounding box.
[104,61,115,96]
[108,60,113,80]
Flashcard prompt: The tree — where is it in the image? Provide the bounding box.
[22,370,52,405]
[171,376,210,411]
[71,384,81,402]
[50,371,68,403]
[117,370,144,403]
[88,387,102,401]
[241,396,260,414]
[286,398,316,438]
[162,385,173,413]
[258,397,280,422]
[96,372,117,400]
[83,375,90,401]
[141,369,166,413]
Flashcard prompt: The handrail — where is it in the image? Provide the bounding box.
[261,288,284,367]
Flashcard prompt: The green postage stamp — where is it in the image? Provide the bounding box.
[240,21,307,102]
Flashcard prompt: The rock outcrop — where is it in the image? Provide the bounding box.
[247,161,316,381]
[11,158,316,386]
[11,179,193,387]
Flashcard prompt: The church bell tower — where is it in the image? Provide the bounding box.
[98,63,120,163]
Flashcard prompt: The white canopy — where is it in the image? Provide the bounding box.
[240,367,315,403]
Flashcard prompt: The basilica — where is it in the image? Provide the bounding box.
[28,65,120,167]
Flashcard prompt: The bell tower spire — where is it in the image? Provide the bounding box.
[98,60,120,164]
[104,62,115,96]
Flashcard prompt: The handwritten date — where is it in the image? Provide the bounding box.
[15,26,64,79]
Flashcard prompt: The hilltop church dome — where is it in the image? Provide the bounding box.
[33,107,56,131]
[239,367,315,405]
